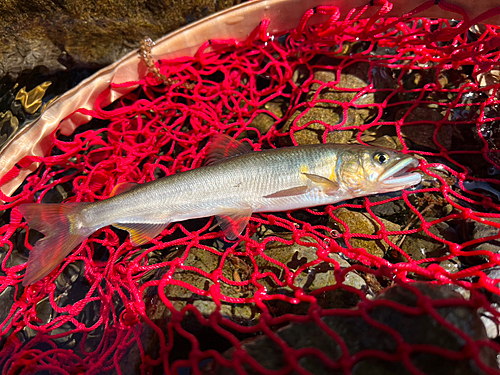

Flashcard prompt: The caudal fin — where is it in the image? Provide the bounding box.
[18,202,94,286]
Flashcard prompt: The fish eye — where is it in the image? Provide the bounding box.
[373,152,389,165]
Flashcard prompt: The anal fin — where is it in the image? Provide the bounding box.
[215,207,253,240]
[112,222,168,246]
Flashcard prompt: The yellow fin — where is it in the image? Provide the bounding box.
[112,222,168,246]
[111,182,139,196]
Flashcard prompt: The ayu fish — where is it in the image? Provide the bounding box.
[18,134,421,286]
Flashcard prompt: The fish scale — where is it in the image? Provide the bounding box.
[18,134,421,286]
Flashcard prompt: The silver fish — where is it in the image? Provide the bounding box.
[18,134,421,286]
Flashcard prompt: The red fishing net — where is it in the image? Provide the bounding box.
[2,1,500,374]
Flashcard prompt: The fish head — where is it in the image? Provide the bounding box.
[336,146,422,195]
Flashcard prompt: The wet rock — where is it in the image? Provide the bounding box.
[330,208,401,257]
[0,0,240,80]
[0,110,19,147]
[438,259,461,274]
[480,304,500,340]
[309,60,376,128]
[281,59,376,146]
[144,246,260,328]
[205,283,496,375]
[256,241,367,293]
[401,220,458,261]
[365,194,409,219]
[398,106,453,150]
[0,285,18,325]
[466,217,500,253]
[250,99,285,135]
[281,106,343,145]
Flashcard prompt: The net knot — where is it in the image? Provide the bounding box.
[121,308,140,327]
[441,184,450,194]
[377,228,388,237]
[462,208,475,219]
[421,221,431,230]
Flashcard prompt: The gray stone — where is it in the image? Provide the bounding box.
[205,283,496,375]
[468,217,500,253]
[480,305,500,339]
[256,240,366,294]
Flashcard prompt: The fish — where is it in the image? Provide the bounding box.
[17,134,422,286]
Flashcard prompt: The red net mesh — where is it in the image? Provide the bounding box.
[2,2,500,374]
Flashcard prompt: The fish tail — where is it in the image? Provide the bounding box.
[18,202,94,286]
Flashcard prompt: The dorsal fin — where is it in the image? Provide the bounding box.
[110,182,139,197]
[205,134,252,165]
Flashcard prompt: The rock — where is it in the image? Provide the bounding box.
[0,285,17,326]
[330,208,401,257]
[281,59,377,146]
[204,283,496,375]
[281,106,343,146]
[368,134,399,149]
[398,106,453,150]
[480,304,500,339]
[249,98,286,135]
[309,59,376,128]
[257,241,367,293]
[251,113,276,135]
[254,240,368,314]
[365,194,409,219]
[145,246,257,324]
[0,0,240,80]
[462,217,500,255]
[401,221,457,261]
[438,259,461,274]
[0,110,19,148]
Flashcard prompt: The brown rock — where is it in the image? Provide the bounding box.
[281,59,377,146]
[331,208,401,257]
[0,0,240,79]
[398,106,453,150]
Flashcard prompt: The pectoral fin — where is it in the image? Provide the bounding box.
[215,207,253,240]
[263,186,309,198]
[303,173,339,195]
[112,222,169,246]
[263,173,339,199]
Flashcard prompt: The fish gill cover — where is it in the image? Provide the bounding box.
[1,1,500,374]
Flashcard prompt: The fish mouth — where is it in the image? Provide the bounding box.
[378,157,421,187]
